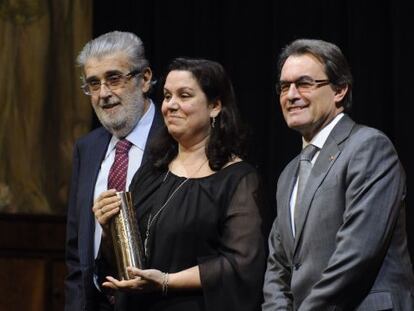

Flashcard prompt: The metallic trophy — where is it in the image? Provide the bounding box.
[110,191,145,280]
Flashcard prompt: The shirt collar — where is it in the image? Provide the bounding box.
[302,113,344,149]
[126,100,155,150]
[107,100,155,155]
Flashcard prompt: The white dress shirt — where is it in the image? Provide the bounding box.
[93,101,155,258]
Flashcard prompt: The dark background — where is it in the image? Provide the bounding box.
[92,0,413,258]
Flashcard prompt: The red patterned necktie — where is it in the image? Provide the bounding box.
[108,139,133,191]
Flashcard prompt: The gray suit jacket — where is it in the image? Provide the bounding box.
[263,115,414,310]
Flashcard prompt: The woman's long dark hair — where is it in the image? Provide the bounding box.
[150,57,248,171]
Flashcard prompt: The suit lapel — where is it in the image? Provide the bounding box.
[278,160,299,253]
[131,107,165,220]
[293,140,340,252]
[142,108,163,163]
[79,129,111,265]
[293,115,356,253]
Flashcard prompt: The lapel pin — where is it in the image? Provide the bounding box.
[329,155,335,161]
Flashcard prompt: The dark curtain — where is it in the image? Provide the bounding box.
[92,0,413,261]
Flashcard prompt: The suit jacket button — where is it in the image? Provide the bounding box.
[294,263,301,270]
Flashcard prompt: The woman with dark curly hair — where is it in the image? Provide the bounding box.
[94,58,266,311]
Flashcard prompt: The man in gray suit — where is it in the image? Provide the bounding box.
[262,39,414,310]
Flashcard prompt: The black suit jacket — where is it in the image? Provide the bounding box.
[64,108,163,311]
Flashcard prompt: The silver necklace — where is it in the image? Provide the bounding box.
[144,159,208,258]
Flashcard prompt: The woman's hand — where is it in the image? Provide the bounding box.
[92,189,121,229]
[102,267,167,293]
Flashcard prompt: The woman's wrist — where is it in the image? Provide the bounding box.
[162,266,201,291]
[162,272,169,296]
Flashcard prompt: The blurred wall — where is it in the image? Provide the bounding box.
[0,0,93,214]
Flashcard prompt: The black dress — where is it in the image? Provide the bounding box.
[120,161,266,311]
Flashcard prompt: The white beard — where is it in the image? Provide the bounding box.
[94,87,146,138]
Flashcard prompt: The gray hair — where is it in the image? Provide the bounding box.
[77,31,149,71]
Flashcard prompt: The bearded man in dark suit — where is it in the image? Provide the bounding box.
[64,31,163,311]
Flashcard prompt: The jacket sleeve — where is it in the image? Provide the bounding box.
[299,132,406,310]
[64,143,84,311]
[262,218,293,311]
[198,172,267,311]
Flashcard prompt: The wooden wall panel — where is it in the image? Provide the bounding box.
[0,214,66,311]
[52,261,66,311]
[0,258,46,311]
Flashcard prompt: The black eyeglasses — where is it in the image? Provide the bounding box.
[81,70,141,96]
[276,76,330,96]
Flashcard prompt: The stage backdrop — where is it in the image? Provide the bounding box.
[92,0,413,256]
[0,0,411,256]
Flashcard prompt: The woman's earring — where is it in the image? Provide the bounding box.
[211,117,216,128]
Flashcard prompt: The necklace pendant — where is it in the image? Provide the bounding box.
[144,235,149,259]
[144,215,151,258]
[143,173,193,261]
